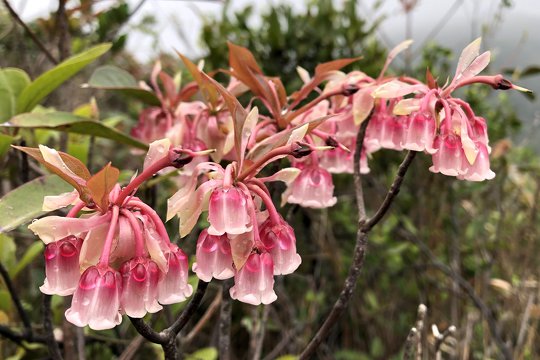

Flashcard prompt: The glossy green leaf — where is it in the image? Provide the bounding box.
[9,241,44,279]
[0,133,15,158]
[0,175,73,233]
[86,65,160,105]
[16,44,111,113]
[0,68,31,122]
[3,112,148,150]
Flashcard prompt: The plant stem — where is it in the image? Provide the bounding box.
[43,294,63,360]
[115,156,173,206]
[219,279,233,360]
[300,115,418,358]
[0,262,32,338]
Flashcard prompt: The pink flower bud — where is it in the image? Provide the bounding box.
[230,253,277,305]
[157,245,193,305]
[286,166,337,208]
[208,187,252,235]
[120,257,162,318]
[40,236,83,296]
[193,229,235,282]
[65,265,122,330]
[260,218,301,275]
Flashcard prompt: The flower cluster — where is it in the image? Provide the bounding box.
[21,38,527,330]
[24,144,200,330]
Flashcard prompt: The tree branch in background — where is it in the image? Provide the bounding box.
[43,294,63,360]
[218,279,233,360]
[300,114,418,358]
[0,262,33,339]
[1,0,58,65]
[402,230,513,360]
[129,280,209,360]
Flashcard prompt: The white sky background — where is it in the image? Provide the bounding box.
[9,0,540,144]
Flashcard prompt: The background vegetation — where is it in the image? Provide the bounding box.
[0,0,539,359]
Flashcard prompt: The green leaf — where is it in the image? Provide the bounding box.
[0,68,31,122]
[0,175,73,233]
[0,233,16,270]
[0,133,15,158]
[3,112,148,150]
[86,65,161,105]
[185,347,218,360]
[9,241,44,279]
[16,44,112,113]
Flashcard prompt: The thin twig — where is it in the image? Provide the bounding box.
[404,231,512,360]
[129,318,169,344]
[252,306,270,360]
[184,289,221,344]
[402,327,418,360]
[118,335,145,360]
[43,294,63,360]
[415,304,427,360]
[364,151,417,231]
[0,261,32,338]
[130,280,209,360]
[300,113,418,358]
[56,0,70,61]
[434,325,456,360]
[167,280,209,335]
[219,279,233,360]
[1,0,58,64]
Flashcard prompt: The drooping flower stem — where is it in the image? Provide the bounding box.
[121,209,145,257]
[115,156,173,206]
[98,206,120,267]
[66,201,87,218]
[247,183,280,224]
[236,144,296,182]
[127,200,172,246]
[285,87,349,121]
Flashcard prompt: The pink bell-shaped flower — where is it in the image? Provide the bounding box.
[131,107,171,144]
[379,115,407,151]
[259,217,301,275]
[157,245,193,304]
[65,265,122,330]
[193,229,235,282]
[230,253,277,305]
[458,142,495,181]
[402,112,436,153]
[286,166,337,208]
[470,116,491,151]
[429,134,465,177]
[365,112,384,152]
[40,236,83,296]
[319,146,354,174]
[208,186,252,235]
[120,257,162,318]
